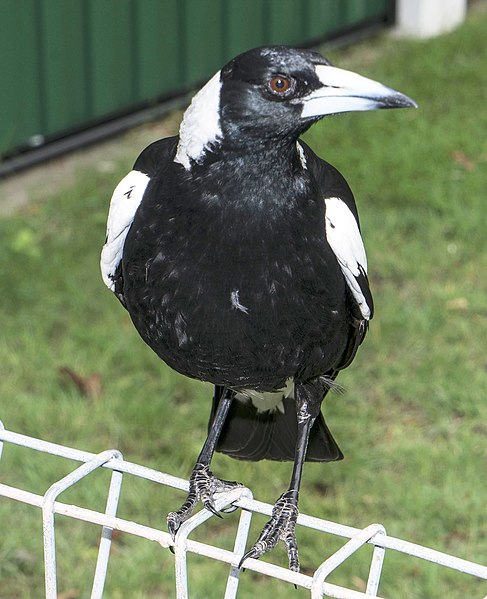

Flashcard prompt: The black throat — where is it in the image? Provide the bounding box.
[186,139,314,218]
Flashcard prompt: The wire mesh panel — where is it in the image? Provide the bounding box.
[1,420,486,599]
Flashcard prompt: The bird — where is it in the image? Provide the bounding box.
[100,45,416,572]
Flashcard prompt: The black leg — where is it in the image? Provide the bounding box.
[197,386,233,464]
[167,387,243,538]
[239,379,323,572]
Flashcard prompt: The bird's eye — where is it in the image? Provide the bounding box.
[269,76,291,94]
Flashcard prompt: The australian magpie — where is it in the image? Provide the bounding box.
[101,46,416,571]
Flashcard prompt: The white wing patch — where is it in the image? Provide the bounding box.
[325,197,371,320]
[100,169,150,291]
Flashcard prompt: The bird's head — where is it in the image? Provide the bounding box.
[175,46,417,170]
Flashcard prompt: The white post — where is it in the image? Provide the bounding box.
[394,0,467,38]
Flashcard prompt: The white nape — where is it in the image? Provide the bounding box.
[174,71,223,170]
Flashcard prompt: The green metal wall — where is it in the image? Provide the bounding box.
[1,0,393,159]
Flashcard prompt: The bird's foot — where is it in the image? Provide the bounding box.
[239,490,300,572]
[167,462,243,539]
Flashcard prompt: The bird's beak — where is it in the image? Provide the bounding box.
[301,65,417,119]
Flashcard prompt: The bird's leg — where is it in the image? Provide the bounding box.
[167,387,243,539]
[239,379,323,572]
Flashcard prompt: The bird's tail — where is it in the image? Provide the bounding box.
[209,386,343,462]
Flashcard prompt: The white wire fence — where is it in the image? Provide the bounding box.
[1,420,486,599]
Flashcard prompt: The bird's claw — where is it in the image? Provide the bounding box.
[220,502,240,514]
[167,511,183,541]
[203,500,224,519]
[239,490,300,572]
[238,545,264,569]
[167,462,243,539]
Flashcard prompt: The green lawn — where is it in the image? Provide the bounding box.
[1,8,487,599]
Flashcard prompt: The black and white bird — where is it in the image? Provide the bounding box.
[101,46,415,571]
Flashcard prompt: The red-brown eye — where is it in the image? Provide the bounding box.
[269,76,290,93]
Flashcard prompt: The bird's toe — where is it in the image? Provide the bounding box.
[283,533,300,572]
[167,511,182,541]
[239,490,300,571]
[167,463,243,539]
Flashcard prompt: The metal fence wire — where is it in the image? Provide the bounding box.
[1,420,486,599]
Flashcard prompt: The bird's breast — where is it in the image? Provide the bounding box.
[122,170,349,390]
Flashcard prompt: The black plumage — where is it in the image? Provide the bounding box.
[101,45,415,570]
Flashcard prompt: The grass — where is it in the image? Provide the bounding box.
[1,8,487,598]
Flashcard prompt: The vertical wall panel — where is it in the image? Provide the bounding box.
[87,0,137,118]
[0,0,43,153]
[135,0,183,101]
[181,0,226,85]
[344,0,389,23]
[40,0,90,136]
[368,0,390,19]
[266,0,308,46]
[306,0,346,40]
[344,0,368,22]
[224,0,267,60]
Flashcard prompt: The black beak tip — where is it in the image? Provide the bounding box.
[386,92,418,110]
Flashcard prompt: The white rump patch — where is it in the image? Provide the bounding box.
[325,197,371,320]
[235,379,294,414]
[174,71,222,170]
[100,170,150,291]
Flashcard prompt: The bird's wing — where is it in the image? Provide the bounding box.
[297,140,374,322]
[100,169,150,298]
[324,196,373,320]
[100,136,179,305]
[297,140,373,371]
